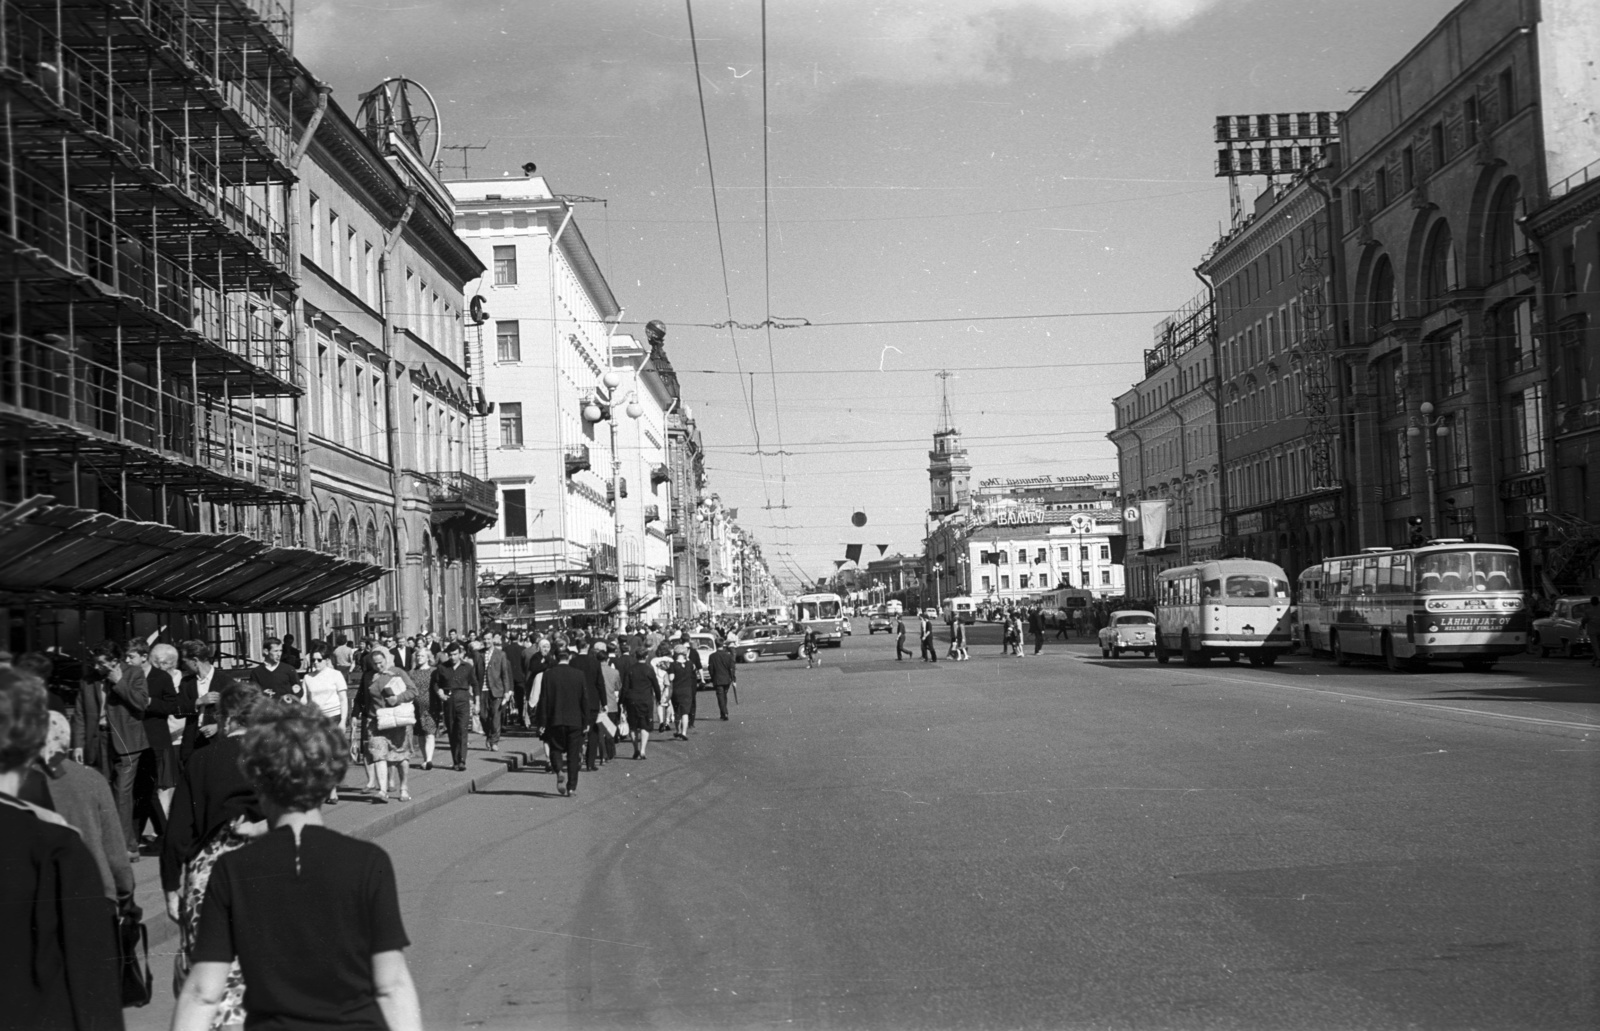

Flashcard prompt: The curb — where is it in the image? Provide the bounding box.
[141,750,535,950]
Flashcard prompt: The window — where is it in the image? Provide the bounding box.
[1101,570,1111,585]
[1507,385,1545,474]
[1368,254,1396,332]
[1421,221,1457,306]
[1035,548,1046,564]
[1432,330,1467,398]
[1501,300,1536,375]
[1059,547,1070,561]
[364,242,375,302]
[1375,164,1388,208]
[496,320,520,362]
[1079,545,1089,561]
[1498,68,1515,122]
[1099,545,1109,560]
[1402,147,1415,190]
[1019,575,1030,590]
[1464,96,1480,145]
[503,489,528,538]
[328,211,341,276]
[1556,319,1590,413]
[1560,245,1577,294]
[308,192,322,265]
[1438,412,1470,486]
[981,575,991,592]
[347,228,358,288]
[499,402,523,447]
[493,245,517,285]
[1000,575,1010,590]
[1430,122,1446,171]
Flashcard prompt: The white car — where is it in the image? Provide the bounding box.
[1098,610,1157,659]
[689,632,719,685]
[1532,597,1593,658]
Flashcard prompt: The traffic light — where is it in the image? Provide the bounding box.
[1407,516,1426,547]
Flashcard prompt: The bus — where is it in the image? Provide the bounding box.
[1040,586,1093,628]
[940,596,978,625]
[793,592,845,646]
[1294,564,1325,654]
[1155,559,1293,666]
[1304,540,1527,671]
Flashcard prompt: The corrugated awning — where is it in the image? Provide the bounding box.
[0,496,387,612]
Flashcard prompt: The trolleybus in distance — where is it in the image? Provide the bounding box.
[1040,586,1093,628]
[1155,559,1293,666]
[793,592,845,647]
[1306,540,1527,671]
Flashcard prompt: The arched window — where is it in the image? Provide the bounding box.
[1485,178,1525,281]
[1422,221,1457,306]
[346,517,359,559]
[326,513,342,555]
[1369,255,1396,332]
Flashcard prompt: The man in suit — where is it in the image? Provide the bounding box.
[506,634,528,727]
[895,615,911,660]
[920,614,939,662]
[708,641,737,721]
[1029,606,1046,655]
[93,642,153,860]
[431,642,477,771]
[478,633,511,751]
[567,634,607,771]
[534,639,594,797]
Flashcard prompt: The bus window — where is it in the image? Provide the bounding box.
[1203,579,1222,598]
[1224,574,1273,598]
[1416,551,1522,593]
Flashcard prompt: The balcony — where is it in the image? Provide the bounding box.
[564,443,590,476]
[1556,398,1600,436]
[645,503,660,523]
[424,471,497,532]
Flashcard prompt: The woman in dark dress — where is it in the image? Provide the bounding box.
[668,644,696,740]
[172,707,420,1031]
[162,679,268,1022]
[618,645,658,760]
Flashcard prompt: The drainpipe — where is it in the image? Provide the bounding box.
[1194,265,1229,553]
[288,82,331,550]
[380,188,420,632]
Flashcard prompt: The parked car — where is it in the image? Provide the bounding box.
[1532,597,1594,657]
[867,611,895,634]
[731,622,806,663]
[689,632,719,686]
[1098,610,1157,658]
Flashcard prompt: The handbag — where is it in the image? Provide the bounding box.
[616,714,630,737]
[117,899,153,1007]
[596,712,617,737]
[375,705,416,730]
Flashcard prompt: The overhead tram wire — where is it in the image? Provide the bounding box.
[760,0,791,514]
[684,0,775,514]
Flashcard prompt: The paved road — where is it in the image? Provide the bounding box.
[132,627,1599,1030]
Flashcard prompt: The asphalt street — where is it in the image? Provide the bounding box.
[131,625,1598,1030]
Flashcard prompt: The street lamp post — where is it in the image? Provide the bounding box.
[583,373,643,631]
[1407,401,1450,539]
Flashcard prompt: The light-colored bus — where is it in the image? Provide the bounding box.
[793,592,845,646]
[1294,564,1326,654]
[1155,559,1293,666]
[941,595,978,625]
[1040,586,1093,628]
[1306,540,1527,671]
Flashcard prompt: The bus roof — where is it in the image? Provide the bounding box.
[1319,541,1518,564]
[1156,558,1289,580]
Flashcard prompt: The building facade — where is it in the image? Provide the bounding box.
[1109,294,1223,599]
[447,173,632,624]
[296,87,490,645]
[1201,173,1348,582]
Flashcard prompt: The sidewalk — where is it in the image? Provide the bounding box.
[132,733,542,951]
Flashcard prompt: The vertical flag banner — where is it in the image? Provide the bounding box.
[845,544,863,565]
[1139,501,1169,552]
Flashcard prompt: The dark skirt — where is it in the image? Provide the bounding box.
[622,700,653,732]
[669,688,694,715]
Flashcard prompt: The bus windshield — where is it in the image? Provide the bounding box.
[1224,574,1291,599]
[796,598,841,620]
[1415,551,1522,594]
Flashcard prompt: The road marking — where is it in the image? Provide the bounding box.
[1145,667,1600,732]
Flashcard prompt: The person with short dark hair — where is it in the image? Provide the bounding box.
[172,709,421,1031]
[280,633,302,673]
[619,645,658,760]
[251,636,303,703]
[534,641,593,796]
[708,640,737,720]
[430,642,476,772]
[0,668,124,1031]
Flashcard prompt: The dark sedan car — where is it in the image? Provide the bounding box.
[731,622,806,663]
[867,612,895,634]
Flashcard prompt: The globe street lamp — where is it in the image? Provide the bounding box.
[1406,401,1450,539]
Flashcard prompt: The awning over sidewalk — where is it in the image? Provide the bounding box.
[628,594,661,614]
[0,496,387,612]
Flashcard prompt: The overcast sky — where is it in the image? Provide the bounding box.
[299,0,1457,591]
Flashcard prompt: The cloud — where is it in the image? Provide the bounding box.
[293,0,1232,114]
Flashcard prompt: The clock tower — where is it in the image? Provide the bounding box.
[928,371,970,517]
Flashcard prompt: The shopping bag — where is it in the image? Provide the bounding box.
[596,712,617,737]
[376,706,416,730]
[118,900,153,1007]
[616,714,631,737]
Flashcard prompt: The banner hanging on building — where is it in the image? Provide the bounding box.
[844,543,863,564]
[877,544,889,556]
[1139,501,1169,552]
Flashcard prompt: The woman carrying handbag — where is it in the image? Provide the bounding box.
[364,648,417,803]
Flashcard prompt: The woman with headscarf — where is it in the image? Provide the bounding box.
[363,647,416,803]
[667,643,696,741]
[162,679,270,1024]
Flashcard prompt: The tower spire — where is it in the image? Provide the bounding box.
[928,371,970,517]
[936,369,955,434]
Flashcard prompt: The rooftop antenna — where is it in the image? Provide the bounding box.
[441,141,488,179]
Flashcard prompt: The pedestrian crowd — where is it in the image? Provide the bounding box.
[0,615,740,1030]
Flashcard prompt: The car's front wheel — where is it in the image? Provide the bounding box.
[743,649,760,664]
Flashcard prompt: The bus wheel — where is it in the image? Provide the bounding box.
[1246,652,1264,667]
[1382,633,1409,673]
[1259,651,1278,667]
[1463,657,1496,672]
[1182,632,1208,667]
[1226,651,1241,664]
[1155,642,1171,665]
[1331,632,1352,667]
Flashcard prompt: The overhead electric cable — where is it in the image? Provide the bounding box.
[760,0,791,511]
[684,0,775,513]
